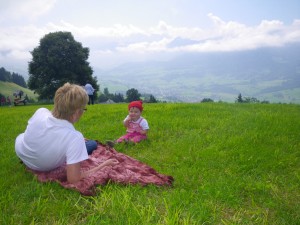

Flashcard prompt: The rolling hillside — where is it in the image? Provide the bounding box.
[96,43,300,103]
[0,81,38,101]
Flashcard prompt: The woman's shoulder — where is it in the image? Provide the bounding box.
[36,107,50,113]
[30,108,50,119]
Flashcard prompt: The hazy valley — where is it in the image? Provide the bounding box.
[96,43,300,103]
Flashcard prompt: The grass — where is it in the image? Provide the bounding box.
[0,103,299,224]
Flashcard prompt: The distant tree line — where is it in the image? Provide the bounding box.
[0,67,27,88]
[201,98,214,103]
[99,87,125,103]
[99,87,158,103]
[199,94,270,104]
[235,93,269,104]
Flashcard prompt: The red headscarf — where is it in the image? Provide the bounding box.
[128,100,143,111]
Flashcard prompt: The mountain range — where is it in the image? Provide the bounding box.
[95,43,300,103]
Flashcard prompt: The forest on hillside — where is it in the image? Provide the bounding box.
[0,67,27,88]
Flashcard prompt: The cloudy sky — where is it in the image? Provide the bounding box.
[1,0,300,76]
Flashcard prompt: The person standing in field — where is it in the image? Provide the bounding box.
[1,96,6,106]
[15,83,118,183]
[84,82,95,105]
[7,96,11,106]
[116,100,149,144]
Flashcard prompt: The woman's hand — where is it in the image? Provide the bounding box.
[80,159,119,181]
[102,158,119,167]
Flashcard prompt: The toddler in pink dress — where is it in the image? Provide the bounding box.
[116,100,149,143]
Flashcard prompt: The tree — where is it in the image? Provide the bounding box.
[0,67,27,87]
[201,98,214,103]
[0,67,12,81]
[126,88,141,102]
[99,87,125,103]
[236,93,243,103]
[28,31,98,100]
[98,94,108,103]
[12,73,27,88]
[148,94,158,103]
[244,97,259,103]
[113,93,125,103]
[103,87,110,96]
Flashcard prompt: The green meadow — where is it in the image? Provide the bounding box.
[0,103,299,224]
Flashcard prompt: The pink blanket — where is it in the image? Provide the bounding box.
[26,143,174,195]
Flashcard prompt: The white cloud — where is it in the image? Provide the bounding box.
[117,38,171,53]
[149,21,207,40]
[8,49,30,60]
[0,0,57,21]
[46,21,147,38]
[0,25,42,50]
[1,13,300,73]
[115,15,300,53]
[284,19,300,43]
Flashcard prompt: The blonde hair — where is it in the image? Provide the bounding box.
[52,83,88,120]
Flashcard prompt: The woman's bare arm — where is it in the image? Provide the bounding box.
[66,159,119,183]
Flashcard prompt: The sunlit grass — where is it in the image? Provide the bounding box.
[0,103,299,224]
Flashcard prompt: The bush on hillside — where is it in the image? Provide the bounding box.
[201,98,214,103]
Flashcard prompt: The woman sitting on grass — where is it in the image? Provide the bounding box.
[15,82,118,183]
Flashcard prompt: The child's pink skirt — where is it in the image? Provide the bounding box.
[117,132,147,143]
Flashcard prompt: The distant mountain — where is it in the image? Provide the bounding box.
[96,43,300,103]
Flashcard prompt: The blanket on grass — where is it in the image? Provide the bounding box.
[26,143,174,195]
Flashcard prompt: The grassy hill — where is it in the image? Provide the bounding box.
[0,81,38,101]
[1,103,299,224]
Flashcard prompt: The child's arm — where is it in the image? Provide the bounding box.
[139,119,149,135]
[139,129,148,135]
[123,116,131,127]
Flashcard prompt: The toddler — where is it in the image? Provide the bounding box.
[116,100,149,143]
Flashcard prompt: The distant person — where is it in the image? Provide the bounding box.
[18,90,23,99]
[7,96,11,106]
[84,82,95,105]
[116,100,149,144]
[1,96,6,106]
[13,92,20,100]
[15,83,118,183]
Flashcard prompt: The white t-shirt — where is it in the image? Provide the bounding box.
[15,108,88,171]
[84,83,94,95]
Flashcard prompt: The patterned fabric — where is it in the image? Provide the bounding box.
[25,142,174,195]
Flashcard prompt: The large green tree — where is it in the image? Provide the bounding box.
[126,88,141,102]
[28,31,98,100]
